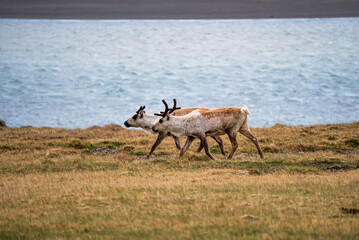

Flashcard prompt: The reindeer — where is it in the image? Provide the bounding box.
[124,100,225,158]
[152,100,264,160]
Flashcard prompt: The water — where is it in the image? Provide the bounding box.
[0,18,358,128]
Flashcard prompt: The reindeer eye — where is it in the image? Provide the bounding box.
[132,115,138,120]
[167,116,170,120]
[159,119,163,123]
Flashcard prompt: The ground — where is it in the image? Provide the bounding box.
[0,122,358,239]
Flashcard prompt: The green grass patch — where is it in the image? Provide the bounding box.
[210,146,222,154]
[97,141,125,149]
[68,140,96,150]
[344,138,359,148]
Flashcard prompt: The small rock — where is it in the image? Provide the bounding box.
[343,150,359,155]
[248,169,262,175]
[0,119,7,127]
[241,215,259,220]
[91,147,120,154]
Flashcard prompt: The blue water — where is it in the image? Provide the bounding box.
[0,18,358,128]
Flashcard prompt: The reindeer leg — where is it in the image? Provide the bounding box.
[196,141,204,153]
[211,136,225,156]
[147,132,167,159]
[227,130,239,159]
[171,134,181,150]
[180,136,195,157]
[239,129,264,159]
[200,136,215,160]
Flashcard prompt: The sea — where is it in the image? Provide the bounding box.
[0,18,358,128]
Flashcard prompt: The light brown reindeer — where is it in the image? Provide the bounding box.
[124,100,225,158]
[152,100,264,160]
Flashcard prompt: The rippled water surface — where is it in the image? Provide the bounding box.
[0,18,358,128]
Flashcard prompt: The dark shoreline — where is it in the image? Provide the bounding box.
[1,0,359,20]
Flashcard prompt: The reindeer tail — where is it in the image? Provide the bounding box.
[242,105,251,115]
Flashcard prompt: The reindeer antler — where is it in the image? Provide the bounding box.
[155,99,181,116]
[169,99,181,113]
[154,100,169,116]
[136,105,146,114]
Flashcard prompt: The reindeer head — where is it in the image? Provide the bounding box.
[152,99,180,132]
[124,105,146,128]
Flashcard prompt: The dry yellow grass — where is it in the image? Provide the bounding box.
[0,122,358,239]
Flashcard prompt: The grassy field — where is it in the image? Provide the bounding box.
[0,122,358,239]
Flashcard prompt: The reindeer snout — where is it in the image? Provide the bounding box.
[124,121,130,128]
[152,126,158,132]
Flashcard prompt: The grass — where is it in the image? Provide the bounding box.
[0,122,358,239]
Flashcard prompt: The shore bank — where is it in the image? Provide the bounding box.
[1,0,359,19]
[1,121,358,166]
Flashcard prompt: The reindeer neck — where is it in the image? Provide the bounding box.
[138,114,161,129]
[164,115,189,136]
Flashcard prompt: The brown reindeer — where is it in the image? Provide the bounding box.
[152,100,264,160]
